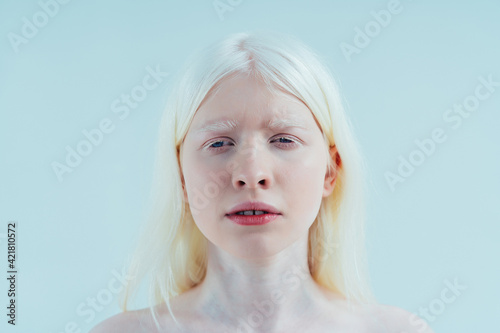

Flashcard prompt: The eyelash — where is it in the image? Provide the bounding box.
[206,136,298,151]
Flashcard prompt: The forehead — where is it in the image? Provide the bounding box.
[189,75,320,132]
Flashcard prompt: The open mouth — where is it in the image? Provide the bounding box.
[226,201,281,218]
[233,210,271,216]
[226,210,281,225]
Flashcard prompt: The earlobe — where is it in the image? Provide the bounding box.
[323,168,337,197]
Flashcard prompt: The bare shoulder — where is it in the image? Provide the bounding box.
[367,304,435,333]
[89,310,144,333]
[317,291,434,333]
[88,307,164,333]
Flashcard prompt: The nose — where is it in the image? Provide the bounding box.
[231,143,273,190]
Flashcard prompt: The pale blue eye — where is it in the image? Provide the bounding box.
[210,141,224,148]
[277,137,293,143]
[207,136,296,151]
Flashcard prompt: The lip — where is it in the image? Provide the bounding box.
[226,213,280,226]
[226,201,281,216]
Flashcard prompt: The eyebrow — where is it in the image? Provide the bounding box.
[196,117,308,133]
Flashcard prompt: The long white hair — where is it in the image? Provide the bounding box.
[120,31,375,330]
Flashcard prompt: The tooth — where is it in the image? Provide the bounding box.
[235,210,270,216]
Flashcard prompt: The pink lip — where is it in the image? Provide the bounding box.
[226,201,281,216]
[226,213,281,226]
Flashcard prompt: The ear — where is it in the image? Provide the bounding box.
[323,145,341,198]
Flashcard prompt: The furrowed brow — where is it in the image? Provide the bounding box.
[196,117,307,134]
[196,119,239,133]
[266,117,307,130]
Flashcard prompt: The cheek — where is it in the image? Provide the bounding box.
[281,154,326,219]
[182,153,229,231]
[183,153,214,213]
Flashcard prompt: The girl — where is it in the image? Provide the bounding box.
[91,31,433,333]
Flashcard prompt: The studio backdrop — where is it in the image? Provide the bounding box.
[1,1,498,332]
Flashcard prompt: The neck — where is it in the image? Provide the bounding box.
[189,234,333,332]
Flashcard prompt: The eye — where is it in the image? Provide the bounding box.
[206,139,234,151]
[206,136,298,152]
[272,136,298,148]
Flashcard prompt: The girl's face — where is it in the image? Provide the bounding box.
[179,74,337,259]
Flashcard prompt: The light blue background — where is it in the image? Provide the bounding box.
[1,1,498,332]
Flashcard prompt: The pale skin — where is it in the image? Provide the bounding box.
[90,74,435,333]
